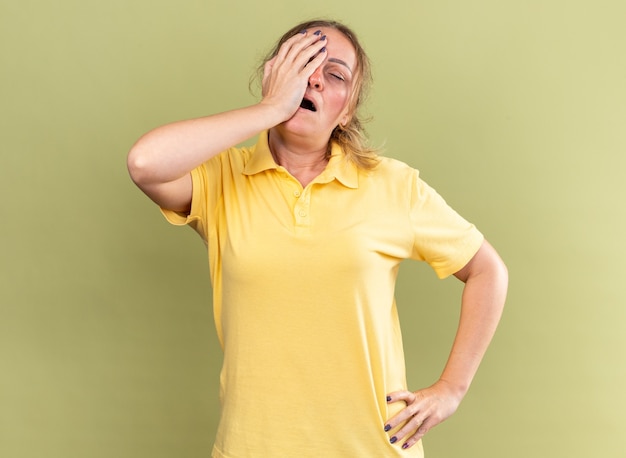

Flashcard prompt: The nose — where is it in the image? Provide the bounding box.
[308,68,323,90]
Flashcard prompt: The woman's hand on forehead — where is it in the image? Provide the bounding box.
[260,29,327,122]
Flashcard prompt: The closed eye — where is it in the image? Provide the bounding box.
[330,73,345,81]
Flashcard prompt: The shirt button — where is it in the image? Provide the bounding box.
[294,190,301,197]
[299,210,307,217]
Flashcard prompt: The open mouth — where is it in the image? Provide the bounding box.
[300,98,317,112]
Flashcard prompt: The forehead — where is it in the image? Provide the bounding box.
[317,27,357,70]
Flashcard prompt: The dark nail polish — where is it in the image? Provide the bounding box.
[384,424,391,432]
[402,443,409,449]
[320,47,326,53]
[321,35,327,41]
[314,30,322,35]
[386,396,392,402]
[390,436,397,444]
[300,29,307,34]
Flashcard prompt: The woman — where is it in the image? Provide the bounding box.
[128,19,508,458]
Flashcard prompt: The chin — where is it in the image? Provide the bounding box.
[279,118,321,138]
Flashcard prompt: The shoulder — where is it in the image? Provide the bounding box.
[363,156,422,185]
[364,157,450,208]
[203,144,254,173]
[351,156,427,206]
[371,156,419,175]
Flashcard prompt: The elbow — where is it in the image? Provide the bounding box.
[485,242,508,295]
[457,240,509,304]
[490,250,509,311]
[127,142,153,186]
[493,252,509,287]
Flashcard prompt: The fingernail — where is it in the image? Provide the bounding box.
[321,35,327,41]
[384,424,391,432]
[390,436,397,444]
[402,443,409,449]
[320,47,326,53]
[314,30,322,36]
[386,396,392,402]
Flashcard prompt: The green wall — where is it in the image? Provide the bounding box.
[2,1,624,456]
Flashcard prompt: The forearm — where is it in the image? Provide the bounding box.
[127,102,283,185]
[384,245,507,449]
[128,30,329,187]
[439,242,508,398]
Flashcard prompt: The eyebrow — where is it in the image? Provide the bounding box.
[327,57,353,74]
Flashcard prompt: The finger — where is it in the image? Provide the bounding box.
[265,41,326,101]
[274,29,309,61]
[277,30,326,71]
[383,391,422,434]
[264,34,325,95]
[384,402,420,434]
[299,44,327,78]
[298,32,327,66]
[399,416,436,450]
[389,409,430,446]
[384,402,421,434]
[386,391,417,404]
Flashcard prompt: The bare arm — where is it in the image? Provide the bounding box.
[126,30,328,211]
[385,239,508,450]
[127,105,284,211]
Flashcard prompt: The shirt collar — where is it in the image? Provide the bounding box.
[243,131,359,189]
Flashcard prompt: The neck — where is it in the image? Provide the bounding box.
[268,129,330,187]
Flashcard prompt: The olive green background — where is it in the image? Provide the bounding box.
[1,0,624,457]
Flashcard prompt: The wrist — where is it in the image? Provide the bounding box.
[435,377,470,402]
[258,97,295,125]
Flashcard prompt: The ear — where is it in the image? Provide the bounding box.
[339,111,352,128]
[340,94,358,127]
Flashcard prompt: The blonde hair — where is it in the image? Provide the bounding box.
[253,19,380,170]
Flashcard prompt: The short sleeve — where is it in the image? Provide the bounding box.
[409,170,484,279]
[159,160,216,244]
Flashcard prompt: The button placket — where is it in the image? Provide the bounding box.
[294,188,311,227]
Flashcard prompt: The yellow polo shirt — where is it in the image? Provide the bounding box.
[162,131,483,457]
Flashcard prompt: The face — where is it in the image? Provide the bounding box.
[282,27,358,140]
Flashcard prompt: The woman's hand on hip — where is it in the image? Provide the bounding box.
[384,380,463,450]
[260,29,327,122]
